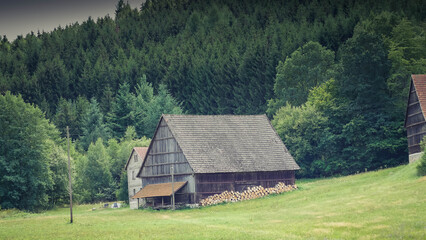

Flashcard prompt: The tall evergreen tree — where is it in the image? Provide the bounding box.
[133,75,153,138]
[107,83,135,138]
[143,84,183,138]
[80,98,110,150]
[33,55,70,110]
[54,98,78,138]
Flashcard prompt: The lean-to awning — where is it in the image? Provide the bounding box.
[132,181,187,199]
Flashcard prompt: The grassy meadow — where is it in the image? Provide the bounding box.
[0,163,425,240]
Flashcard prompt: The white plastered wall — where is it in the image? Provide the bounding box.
[127,151,144,209]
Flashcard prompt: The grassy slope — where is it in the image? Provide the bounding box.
[0,163,424,240]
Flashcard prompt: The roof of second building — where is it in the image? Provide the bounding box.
[125,147,148,170]
[412,74,426,115]
[162,114,300,173]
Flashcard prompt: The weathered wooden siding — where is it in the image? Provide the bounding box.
[406,81,426,154]
[140,119,196,203]
[195,170,295,201]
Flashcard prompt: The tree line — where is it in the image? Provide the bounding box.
[271,15,426,177]
[0,0,425,211]
[0,75,182,211]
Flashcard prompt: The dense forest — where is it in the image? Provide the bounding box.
[0,0,425,211]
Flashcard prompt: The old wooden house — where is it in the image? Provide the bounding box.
[405,74,426,163]
[125,147,148,209]
[133,114,300,207]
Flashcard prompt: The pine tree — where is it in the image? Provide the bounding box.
[143,84,183,138]
[107,83,135,138]
[80,98,110,150]
[54,98,78,138]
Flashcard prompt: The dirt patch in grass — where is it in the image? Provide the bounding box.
[417,176,426,183]
[312,228,332,234]
[322,222,363,228]
[370,225,389,229]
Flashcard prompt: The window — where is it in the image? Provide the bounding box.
[133,189,136,196]
[134,154,138,162]
[132,171,135,180]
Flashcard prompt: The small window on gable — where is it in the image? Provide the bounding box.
[134,154,138,162]
[133,189,136,196]
[132,171,135,180]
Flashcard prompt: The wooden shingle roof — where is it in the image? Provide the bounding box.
[162,114,300,173]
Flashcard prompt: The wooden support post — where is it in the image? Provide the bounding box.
[66,126,73,224]
[171,166,175,210]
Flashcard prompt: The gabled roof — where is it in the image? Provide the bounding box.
[412,74,426,114]
[405,74,426,128]
[158,114,300,173]
[125,147,148,170]
[132,182,187,199]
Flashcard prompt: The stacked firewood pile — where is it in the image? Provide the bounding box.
[199,182,297,206]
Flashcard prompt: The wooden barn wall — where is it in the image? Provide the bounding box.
[406,82,426,154]
[140,118,196,203]
[195,171,295,201]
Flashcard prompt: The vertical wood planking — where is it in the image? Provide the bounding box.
[194,171,295,202]
[141,118,195,204]
[406,80,426,154]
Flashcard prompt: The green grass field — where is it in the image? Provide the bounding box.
[1,163,425,239]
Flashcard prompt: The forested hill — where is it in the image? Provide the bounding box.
[1,0,426,177]
[0,0,423,116]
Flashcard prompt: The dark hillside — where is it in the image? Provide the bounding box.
[0,0,423,115]
[0,0,425,187]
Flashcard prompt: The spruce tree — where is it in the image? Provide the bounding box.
[107,83,135,139]
[80,98,110,150]
[143,84,183,138]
